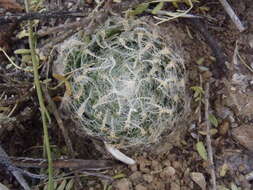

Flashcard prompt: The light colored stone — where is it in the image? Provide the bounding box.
[129,171,142,183]
[130,164,138,172]
[160,166,176,179]
[143,174,153,183]
[139,157,151,173]
[163,166,176,177]
[115,178,132,190]
[172,161,181,170]
[163,160,171,167]
[151,160,162,171]
[135,184,148,190]
[170,182,180,190]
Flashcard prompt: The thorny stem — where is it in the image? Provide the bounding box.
[24,0,54,189]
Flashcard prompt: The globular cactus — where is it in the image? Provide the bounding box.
[55,17,186,148]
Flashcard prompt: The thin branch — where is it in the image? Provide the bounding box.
[11,157,115,170]
[0,145,31,190]
[0,11,85,24]
[37,20,85,37]
[204,82,217,190]
[146,9,201,19]
[42,86,74,156]
[218,0,246,32]
[42,86,83,189]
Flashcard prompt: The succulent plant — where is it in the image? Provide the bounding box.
[55,17,186,148]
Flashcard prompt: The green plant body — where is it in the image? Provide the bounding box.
[56,17,186,148]
[24,0,53,189]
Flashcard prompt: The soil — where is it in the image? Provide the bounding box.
[0,0,253,190]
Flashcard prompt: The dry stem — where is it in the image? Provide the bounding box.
[218,0,246,32]
[204,82,217,190]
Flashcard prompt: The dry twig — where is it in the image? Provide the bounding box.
[42,87,74,155]
[0,145,45,190]
[0,11,85,24]
[42,86,84,188]
[37,20,84,37]
[204,82,217,190]
[10,157,114,170]
[218,0,246,32]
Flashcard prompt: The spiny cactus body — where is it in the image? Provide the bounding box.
[56,17,185,148]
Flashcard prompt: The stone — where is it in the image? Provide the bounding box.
[151,160,161,171]
[135,184,148,190]
[114,178,132,190]
[163,160,171,167]
[170,182,180,190]
[139,157,151,173]
[129,171,142,184]
[160,166,176,178]
[130,164,138,172]
[143,174,153,183]
[172,161,181,170]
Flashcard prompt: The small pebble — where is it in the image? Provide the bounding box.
[135,184,148,190]
[172,161,181,170]
[130,164,138,172]
[171,182,181,190]
[139,157,150,173]
[114,178,132,190]
[129,171,142,182]
[143,174,153,183]
[163,160,171,167]
[160,166,176,179]
[151,160,162,171]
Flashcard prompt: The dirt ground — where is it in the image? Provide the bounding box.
[0,0,253,190]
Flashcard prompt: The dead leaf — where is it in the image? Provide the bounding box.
[190,172,206,190]
[232,124,253,151]
[218,120,230,136]
[53,74,72,96]
[219,163,229,177]
[0,0,23,12]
